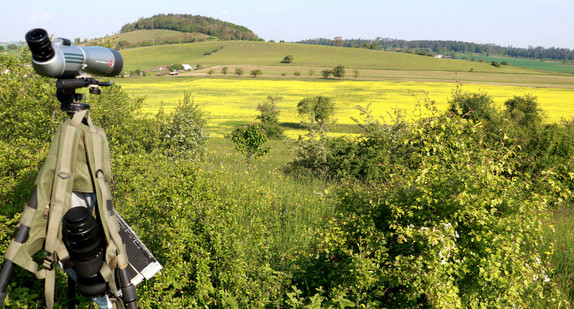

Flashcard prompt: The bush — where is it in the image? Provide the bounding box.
[156,91,210,159]
[291,101,565,307]
[286,104,412,182]
[230,123,269,171]
[256,95,284,139]
[280,55,294,63]
[448,87,499,125]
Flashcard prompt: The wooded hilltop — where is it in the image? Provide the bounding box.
[120,14,259,41]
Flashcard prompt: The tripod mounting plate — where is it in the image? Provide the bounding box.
[56,77,113,115]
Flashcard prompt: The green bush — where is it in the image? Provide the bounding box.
[230,123,269,171]
[291,102,565,307]
[256,95,284,140]
[448,87,499,125]
[157,91,210,159]
[286,105,413,182]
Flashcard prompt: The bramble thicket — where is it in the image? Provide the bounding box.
[1,51,574,307]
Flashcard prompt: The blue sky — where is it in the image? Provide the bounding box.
[1,0,573,49]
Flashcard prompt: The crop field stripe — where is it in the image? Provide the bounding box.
[118,78,574,136]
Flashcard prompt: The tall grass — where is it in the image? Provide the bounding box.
[546,206,574,300]
[200,137,335,270]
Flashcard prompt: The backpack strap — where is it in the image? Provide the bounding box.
[43,109,89,308]
[87,119,128,297]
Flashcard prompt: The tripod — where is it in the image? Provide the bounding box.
[0,77,137,309]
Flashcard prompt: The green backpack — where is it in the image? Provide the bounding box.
[4,109,134,308]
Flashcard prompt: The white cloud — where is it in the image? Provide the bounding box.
[29,13,53,21]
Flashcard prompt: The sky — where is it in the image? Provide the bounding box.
[1,0,573,49]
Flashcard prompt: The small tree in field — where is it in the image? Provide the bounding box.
[332,65,345,79]
[321,69,332,79]
[231,124,270,171]
[222,66,229,75]
[280,55,294,63]
[257,95,284,139]
[250,69,263,77]
[297,95,336,131]
[235,67,244,76]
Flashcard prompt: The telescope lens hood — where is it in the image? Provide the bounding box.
[109,48,124,77]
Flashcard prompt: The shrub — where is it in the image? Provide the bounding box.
[230,123,269,171]
[157,91,210,159]
[256,95,284,139]
[280,55,294,63]
[291,101,564,307]
[448,87,499,125]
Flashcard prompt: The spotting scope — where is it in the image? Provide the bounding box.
[25,28,123,78]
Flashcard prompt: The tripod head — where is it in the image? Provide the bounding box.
[56,77,113,116]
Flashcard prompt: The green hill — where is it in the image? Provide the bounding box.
[84,29,214,48]
[120,40,539,75]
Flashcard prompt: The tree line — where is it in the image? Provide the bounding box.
[298,37,574,61]
[120,14,259,41]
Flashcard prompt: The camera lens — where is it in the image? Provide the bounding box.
[25,28,55,62]
[62,207,107,297]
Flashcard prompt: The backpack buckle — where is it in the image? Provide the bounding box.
[42,256,54,271]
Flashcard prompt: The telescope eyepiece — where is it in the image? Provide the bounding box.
[25,28,55,62]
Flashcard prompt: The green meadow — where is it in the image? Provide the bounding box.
[120,40,540,74]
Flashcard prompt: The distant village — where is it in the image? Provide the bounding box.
[123,64,207,77]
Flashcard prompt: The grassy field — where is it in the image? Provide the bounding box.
[116,76,574,137]
[83,29,213,47]
[119,41,541,74]
[457,54,574,74]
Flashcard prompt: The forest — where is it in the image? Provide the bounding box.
[298,37,574,61]
[1,47,574,307]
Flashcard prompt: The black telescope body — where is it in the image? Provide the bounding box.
[25,28,123,78]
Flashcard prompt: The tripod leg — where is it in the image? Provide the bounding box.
[0,223,30,306]
[0,188,36,306]
[118,267,137,309]
[0,260,15,306]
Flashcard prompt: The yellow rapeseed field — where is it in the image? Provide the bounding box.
[119,78,574,137]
